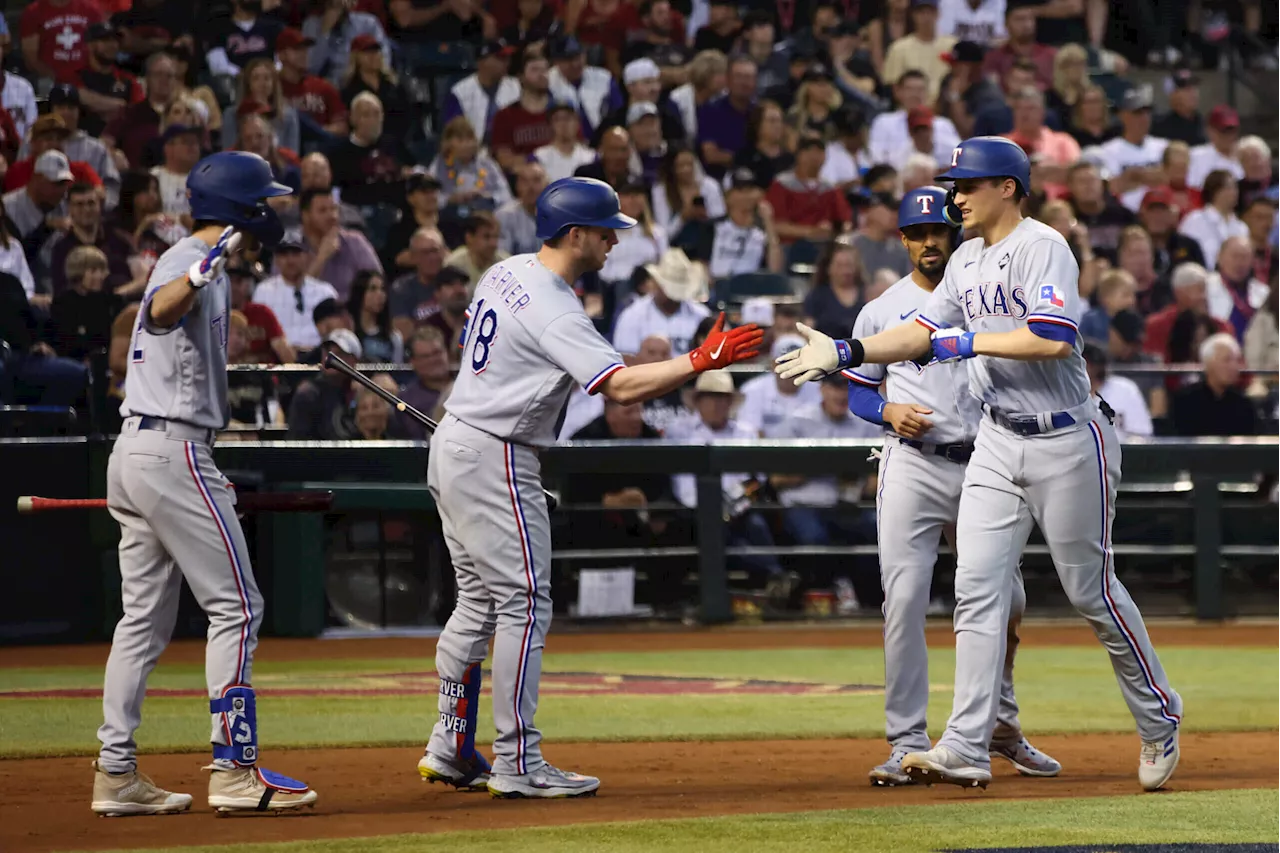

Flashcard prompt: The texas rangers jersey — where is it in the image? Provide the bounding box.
[916,217,1091,415]
[120,236,230,428]
[846,274,982,445]
[444,253,626,447]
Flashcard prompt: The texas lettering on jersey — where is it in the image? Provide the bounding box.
[961,280,1028,323]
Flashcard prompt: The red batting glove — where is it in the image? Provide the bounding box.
[688,312,765,373]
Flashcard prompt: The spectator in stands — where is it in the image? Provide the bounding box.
[901,153,940,193]
[574,126,641,189]
[1243,286,1278,376]
[304,0,390,89]
[1172,333,1257,436]
[698,168,782,280]
[853,193,913,282]
[1108,308,1167,414]
[1158,140,1201,216]
[286,188,383,301]
[788,2,841,62]
[168,46,224,141]
[534,104,596,183]
[600,180,667,290]
[737,333,821,437]
[883,0,957,102]
[826,21,882,110]
[1082,343,1152,440]
[1206,236,1268,341]
[547,36,618,137]
[237,114,303,205]
[1099,86,1169,213]
[223,58,301,155]
[38,85,119,209]
[1044,44,1086,127]
[785,64,842,145]
[149,124,201,218]
[385,174,441,270]
[886,106,951,172]
[115,0,195,71]
[620,0,690,73]
[598,57,685,145]
[0,270,86,407]
[255,239,341,352]
[1140,187,1204,278]
[502,0,557,45]
[224,310,285,435]
[669,50,726,144]
[1080,268,1136,342]
[692,0,740,51]
[337,36,411,143]
[982,3,1054,89]
[7,115,102,199]
[0,202,36,302]
[804,241,865,337]
[1116,224,1168,315]
[496,161,546,257]
[19,0,100,84]
[1005,87,1080,190]
[109,170,181,257]
[938,0,1007,46]
[697,54,757,180]
[444,211,508,293]
[45,182,132,295]
[869,70,961,168]
[1187,106,1243,191]
[346,268,402,362]
[389,226,444,341]
[47,244,115,360]
[1152,68,1204,146]
[397,326,453,438]
[1236,136,1276,209]
[626,103,669,185]
[287,328,361,439]
[3,151,73,263]
[1179,170,1249,271]
[277,28,348,145]
[205,0,285,79]
[490,45,556,174]
[767,135,852,251]
[735,100,794,191]
[1065,160,1134,263]
[430,117,512,217]
[68,22,142,140]
[937,41,1003,140]
[422,265,470,365]
[1065,82,1116,149]
[651,144,725,237]
[279,152,363,232]
[737,12,785,95]
[612,248,710,355]
[139,94,209,172]
[441,40,520,144]
[228,258,294,364]
[1144,262,1228,359]
[102,52,176,171]
[327,92,410,208]
[1242,196,1277,285]
[0,44,37,144]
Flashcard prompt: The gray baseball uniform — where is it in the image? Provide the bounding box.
[848,273,1027,753]
[100,235,265,773]
[429,253,626,776]
[915,218,1181,769]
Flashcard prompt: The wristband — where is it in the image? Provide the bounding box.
[834,338,864,370]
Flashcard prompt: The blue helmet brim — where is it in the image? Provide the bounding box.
[598,212,638,230]
[261,181,294,198]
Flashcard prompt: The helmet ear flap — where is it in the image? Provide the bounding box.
[942,187,963,228]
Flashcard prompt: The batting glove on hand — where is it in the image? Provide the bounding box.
[774,322,860,386]
[929,328,976,363]
[689,311,764,372]
[187,227,241,290]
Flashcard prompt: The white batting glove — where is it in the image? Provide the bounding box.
[187,227,241,290]
[774,322,840,386]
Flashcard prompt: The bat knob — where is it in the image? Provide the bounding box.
[16,496,32,513]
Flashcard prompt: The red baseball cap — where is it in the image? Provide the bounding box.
[350,34,381,52]
[276,28,314,52]
[907,106,934,129]
[1141,186,1178,210]
[1207,104,1240,130]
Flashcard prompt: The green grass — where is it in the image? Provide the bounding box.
[2,646,1276,758]
[67,789,1280,853]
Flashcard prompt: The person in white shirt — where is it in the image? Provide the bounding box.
[611,248,712,355]
[667,49,728,143]
[1186,105,1244,190]
[706,167,783,279]
[1179,170,1250,270]
[1098,86,1169,212]
[737,333,821,436]
[600,180,669,286]
[547,35,617,135]
[868,71,961,169]
[1084,344,1153,441]
[651,146,726,235]
[937,0,1007,45]
[1204,236,1269,336]
[150,125,202,216]
[252,241,340,351]
[820,107,873,191]
[533,104,598,183]
[440,41,521,143]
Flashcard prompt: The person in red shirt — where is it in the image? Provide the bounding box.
[228,258,297,364]
[1144,262,1230,359]
[101,50,178,170]
[489,45,555,173]
[277,27,348,138]
[19,0,103,83]
[981,3,1055,93]
[5,114,103,193]
[765,134,852,245]
[66,22,144,138]
[1160,141,1202,218]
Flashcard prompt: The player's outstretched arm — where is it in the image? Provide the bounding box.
[775,321,931,385]
[972,327,1073,360]
[599,312,763,405]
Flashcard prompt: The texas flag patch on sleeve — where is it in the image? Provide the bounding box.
[1040,284,1065,308]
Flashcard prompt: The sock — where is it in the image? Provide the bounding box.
[212,758,240,771]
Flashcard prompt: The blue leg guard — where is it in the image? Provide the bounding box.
[439,663,487,784]
[211,684,257,766]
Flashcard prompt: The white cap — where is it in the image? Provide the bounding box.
[623,58,661,85]
[324,328,362,359]
[740,297,774,327]
[626,101,660,125]
[770,333,806,361]
[644,248,708,303]
[34,150,73,183]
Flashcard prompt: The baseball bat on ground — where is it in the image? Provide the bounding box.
[17,491,335,514]
[322,351,559,512]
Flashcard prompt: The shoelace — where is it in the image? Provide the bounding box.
[1139,740,1165,763]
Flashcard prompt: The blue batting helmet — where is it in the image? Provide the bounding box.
[935,136,1031,195]
[187,151,293,247]
[535,177,638,241]
[898,186,956,229]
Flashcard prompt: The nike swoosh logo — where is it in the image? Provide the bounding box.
[709,340,725,359]
[964,261,975,267]
[899,309,916,320]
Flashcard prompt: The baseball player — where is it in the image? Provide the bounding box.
[848,187,1060,786]
[777,138,1182,792]
[418,177,763,798]
[93,152,318,816]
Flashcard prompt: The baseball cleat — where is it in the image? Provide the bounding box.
[989,736,1062,777]
[869,746,918,787]
[902,746,992,789]
[206,765,318,813]
[487,764,600,799]
[91,760,193,817]
[418,751,492,791]
[1138,730,1179,791]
